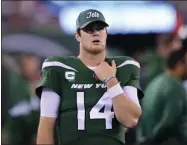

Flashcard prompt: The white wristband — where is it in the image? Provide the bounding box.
[107,83,124,99]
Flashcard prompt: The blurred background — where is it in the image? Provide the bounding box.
[1,1,187,145]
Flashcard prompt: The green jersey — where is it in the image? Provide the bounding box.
[36,56,143,145]
[137,74,187,145]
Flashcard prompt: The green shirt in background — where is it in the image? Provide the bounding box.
[140,49,166,89]
[137,74,187,145]
[5,71,39,145]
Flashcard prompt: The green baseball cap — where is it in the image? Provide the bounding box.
[76,9,109,30]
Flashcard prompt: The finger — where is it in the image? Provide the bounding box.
[111,60,116,69]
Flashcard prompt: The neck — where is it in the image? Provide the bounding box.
[78,47,106,67]
[166,69,182,80]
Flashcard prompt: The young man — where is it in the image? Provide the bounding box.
[36,9,143,145]
[137,48,187,145]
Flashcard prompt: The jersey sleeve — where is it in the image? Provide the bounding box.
[117,57,144,99]
[35,57,63,98]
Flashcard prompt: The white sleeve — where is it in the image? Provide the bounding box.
[40,88,61,118]
[123,86,141,107]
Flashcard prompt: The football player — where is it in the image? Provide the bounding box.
[36,9,144,145]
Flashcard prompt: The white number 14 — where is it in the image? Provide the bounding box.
[77,92,114,130]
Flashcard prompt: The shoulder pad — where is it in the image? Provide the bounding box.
[108,56,140,68]
[42,56,77,72]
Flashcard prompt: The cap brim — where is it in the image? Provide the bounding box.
[79,20,109,29]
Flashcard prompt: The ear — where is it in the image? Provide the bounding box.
[75,32,81,42]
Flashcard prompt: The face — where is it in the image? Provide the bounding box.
[21,56,40,80]
[171,36,182,51]
[75,22,107,55]
[167,36,182,55]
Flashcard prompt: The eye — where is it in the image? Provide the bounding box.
[82,27,93,33]
[96,27,105,31]
[82,26,105,33]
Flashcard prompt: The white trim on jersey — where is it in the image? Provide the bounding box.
[8,97,40,117]
[9,101,32,117]
[42,61,77,72]
[40,86,140,118]
[117,60,140,68]
[42,59,140,72]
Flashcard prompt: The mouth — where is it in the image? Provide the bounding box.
[92,40,100,44]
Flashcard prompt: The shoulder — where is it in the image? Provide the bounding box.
[169,78,185,93]
[107,56,140,69]
[43,56,69,65]
[107,56,140,77]
[108,56,141,81]
[42,56,77,72]
[155,75,186,97]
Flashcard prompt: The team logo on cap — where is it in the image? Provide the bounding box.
[86,11,99,19]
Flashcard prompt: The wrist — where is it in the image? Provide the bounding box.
[106,77,119,88]
[107,83,124,99]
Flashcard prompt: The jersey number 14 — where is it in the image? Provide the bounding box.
[77,92,114,130]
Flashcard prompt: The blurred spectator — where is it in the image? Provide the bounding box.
[140,33,182,89]
[19,54,40,82]
[3,54,40,145]
[137,48,187,145]
[2,1,60,31]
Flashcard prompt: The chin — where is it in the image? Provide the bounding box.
[86,45,105,55]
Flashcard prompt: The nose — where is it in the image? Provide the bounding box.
[93,29,100,36]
